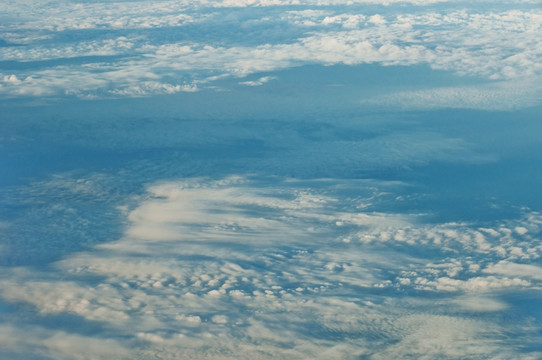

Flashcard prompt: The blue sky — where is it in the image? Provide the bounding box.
[1,0,542,359]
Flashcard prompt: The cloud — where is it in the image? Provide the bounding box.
[0,37,138,61]
[483,261,542,281]
[1,4,541,102]
[107,81,199,97]
[0,1,198,32]
[450,295,508,312]
[2,176,542,358]
[353,213,542,259]
[322,14,367,28]
[2,74,21,84]
[239,76,276,86]
[414,276,532,292]
[371,314,505,360]
[360,80,542,110]
[0,323,129,360]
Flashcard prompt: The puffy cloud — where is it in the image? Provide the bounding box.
[2,74,21,84]
[2,176,542,358]
[108,81,199,97]
[0,1,198,32]
[322,14,367,28]
[1,3,541,102]
[351,213,542,261]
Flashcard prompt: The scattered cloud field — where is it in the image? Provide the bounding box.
[1,176,542,359]
[2,1,542,359]
[1,0,541,109]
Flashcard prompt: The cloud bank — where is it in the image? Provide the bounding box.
[1,1,541,108]
[1,176,542,358]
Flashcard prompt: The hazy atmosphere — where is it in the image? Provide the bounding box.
[1,0,542,358]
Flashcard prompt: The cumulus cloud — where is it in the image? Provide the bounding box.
[322,14,367,28]
[0,1,198,32]
[2,1,542,357]
[2,176,542,358]
[1,3,541,102]
[108,81,199,97]
[2,74,21,84]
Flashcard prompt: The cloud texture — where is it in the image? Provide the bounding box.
[1,0,541,108]
[2,176,542,358]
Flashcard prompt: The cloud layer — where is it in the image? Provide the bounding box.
[1,176,542,358]
[2,1,542,358]
[1,1,541,108]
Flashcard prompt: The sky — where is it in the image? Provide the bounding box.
[1,0,542,359]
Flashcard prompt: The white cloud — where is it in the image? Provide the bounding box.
[239,76,276,86]
[1,5,541,102]
[0,324,129,360]
[108,81,198,97]
[2,176,542,357]
[451,295,508,312]
[322,14,367,28]
[0,1,199,32]
[360,80,542,110]
[483,261,542,280]
[371,314,505,360]
[0,37,138,61]
[420,276,532,292]
[2,74,21,84]
[368,14,387,24]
